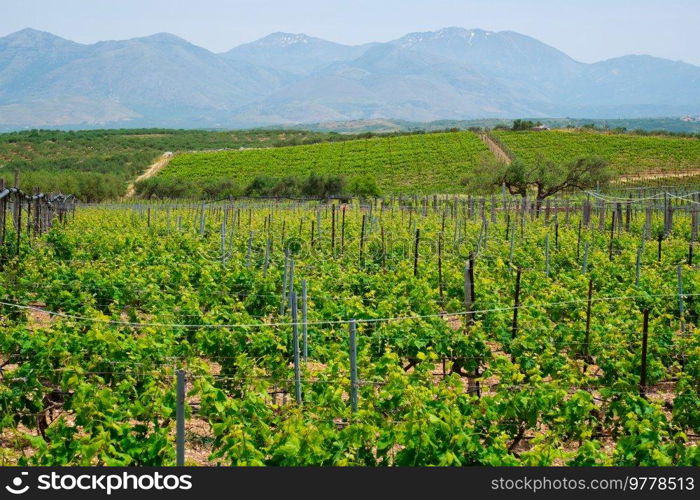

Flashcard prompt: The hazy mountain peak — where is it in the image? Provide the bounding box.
[395,27,494,49]
[224,31,363,75]
[1,27,77,47]
[256,32,317,47]
[1,27,699,129]
[130,32,191,45]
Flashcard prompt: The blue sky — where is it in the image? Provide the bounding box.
[2,0,698,65]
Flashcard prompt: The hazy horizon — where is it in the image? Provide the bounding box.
[1,0,698,66]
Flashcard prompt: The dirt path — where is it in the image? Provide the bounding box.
[615,168,700,184]
[478,133,512,165]
[124,152,174,199]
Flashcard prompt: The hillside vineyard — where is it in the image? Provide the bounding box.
[153,130,700,195]
[0,193,698,465]
[160,132,491,194]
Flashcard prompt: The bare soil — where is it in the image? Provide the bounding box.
[124,152,174,199]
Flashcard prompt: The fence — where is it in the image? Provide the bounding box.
[0,176,76,259]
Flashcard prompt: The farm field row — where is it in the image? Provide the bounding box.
[492,130,700,175]
[0,197,698,466]
[157,132,492,195]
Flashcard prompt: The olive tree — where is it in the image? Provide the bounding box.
[466,154,613,202]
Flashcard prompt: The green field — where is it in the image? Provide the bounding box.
[0,129,357,201]
[4,128,700,202]
[155,131,492,195]
[492,130,700,174]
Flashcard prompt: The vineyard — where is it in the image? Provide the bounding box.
[0,190,699,466]
[0,129,362,202]
[491,130,700,176]
[155,132,492,195]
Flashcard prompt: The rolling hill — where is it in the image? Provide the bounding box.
[150,131,492,195]
[144,129,700,197]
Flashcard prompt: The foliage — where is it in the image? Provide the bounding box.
[0,197,698,466]
[491,130,700,176]
[152,132,492,195]
[511,119,542,131]
[467,155,613,199]
[0,128,373,201]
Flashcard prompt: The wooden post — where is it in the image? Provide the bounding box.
[359,214,366,266]
[220,216,227,266]
[199,201,205,235]
[608,211,615,261]
[14,189,21,257]
[302,280,308,362]
[576,221,582,259]
[288,258,295,311]
[644,206,652,239]
[639,309,649,398]
[438,233,444,305]
[246,232,253,268]
[511,268,522,340]
[349,320,358,413]
[176,370,186,466]
[291,291,302,404]
[625,200,631,232]
[689,241,694,266]
[341,206,346,256]
[25,191,32,242]
[413,227,420,277]
[583,278,593,372]
[280,248,289,315]
[469,253,475,308]
[464,260,473,326]
[582,199,591,228]
[381,224,386,269]
[635,247,642,286]
[331,204,336,255]
[544,233,550,277]
[677,265,685,332]
[263,237,271,277]
[316,208,321,242]
[508,223,515,266]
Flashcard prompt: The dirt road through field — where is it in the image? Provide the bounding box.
[479,133,512,165]
[124,152,173,198]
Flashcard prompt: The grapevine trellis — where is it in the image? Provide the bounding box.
[0,189,698,466]
[0,176,76,260]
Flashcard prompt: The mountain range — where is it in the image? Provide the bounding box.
[1,27,699,129]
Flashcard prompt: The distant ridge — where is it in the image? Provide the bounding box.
[1,27,699,129]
